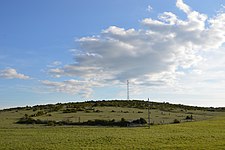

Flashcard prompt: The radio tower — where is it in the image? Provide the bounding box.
[127,80,129,100]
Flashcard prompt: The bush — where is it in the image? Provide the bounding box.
[119,118,130,127]
[47,121,56,126]
[94,109,102,113]
[132,118,147,124]
[36,111,45,116]
[33,108,38,111]
[77,108,84,111]
[186,115,193,120]
[121,118,126,122]
[173,119,180,124]
[139,118,147,124]
[63,109,77,113]
[17,116,36,124]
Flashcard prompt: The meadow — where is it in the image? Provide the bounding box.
[0,100,225,149]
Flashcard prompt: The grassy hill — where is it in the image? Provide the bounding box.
[1,100,225,127]
[0,100,225,149]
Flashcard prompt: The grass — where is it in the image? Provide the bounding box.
[0,103,225,149]
[0,115,225,149]
[28,106,221,124]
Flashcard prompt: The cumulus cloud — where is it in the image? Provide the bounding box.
[0,68,30,80]
[45,0,225,98]
[176,0,191,14]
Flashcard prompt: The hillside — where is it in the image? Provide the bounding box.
[0,100,224,128]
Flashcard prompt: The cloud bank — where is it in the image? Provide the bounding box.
[45,0,225,98]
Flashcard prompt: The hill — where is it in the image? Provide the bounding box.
[0,100,224,128]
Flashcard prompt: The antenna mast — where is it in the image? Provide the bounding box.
[127,80,129,100]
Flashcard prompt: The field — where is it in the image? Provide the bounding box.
[0,100,225,149]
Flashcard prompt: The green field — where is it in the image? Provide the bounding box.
[0,100,225,149]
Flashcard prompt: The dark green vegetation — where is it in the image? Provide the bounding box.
[0,100,225,149]
[17,115,147,127]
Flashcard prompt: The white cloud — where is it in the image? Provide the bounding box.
[47,61,62,68]
[176,0,191,14]
[41,79,102,98]
[0,68,30,80]
[45,0,225,99]
[147,5,153,12]
[159,12,178,25]
[52,61,62,66]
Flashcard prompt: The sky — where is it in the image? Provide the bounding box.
[0,0,225,108]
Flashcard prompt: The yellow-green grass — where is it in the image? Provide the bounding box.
[0,106,221,128]
[0,115,225,149]
[0,107,225,149]
[33,107,221,124]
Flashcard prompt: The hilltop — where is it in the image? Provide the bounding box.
[2,99,225,112]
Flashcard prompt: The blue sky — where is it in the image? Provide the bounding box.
[1,0,225,108]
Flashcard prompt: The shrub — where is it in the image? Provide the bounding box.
[77,108,84,111]
[132,118,147,124]
[94,110,102,113]
[17,116,36,124]
[36,111,45,116]
[33,108,38,111]
[47,121,56,126]
[186,115,193,120]
[63,109,77,113]
[173,119,180,124]
[121,118,126,122]
[139,118,147,124]
[119,118,130,127]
